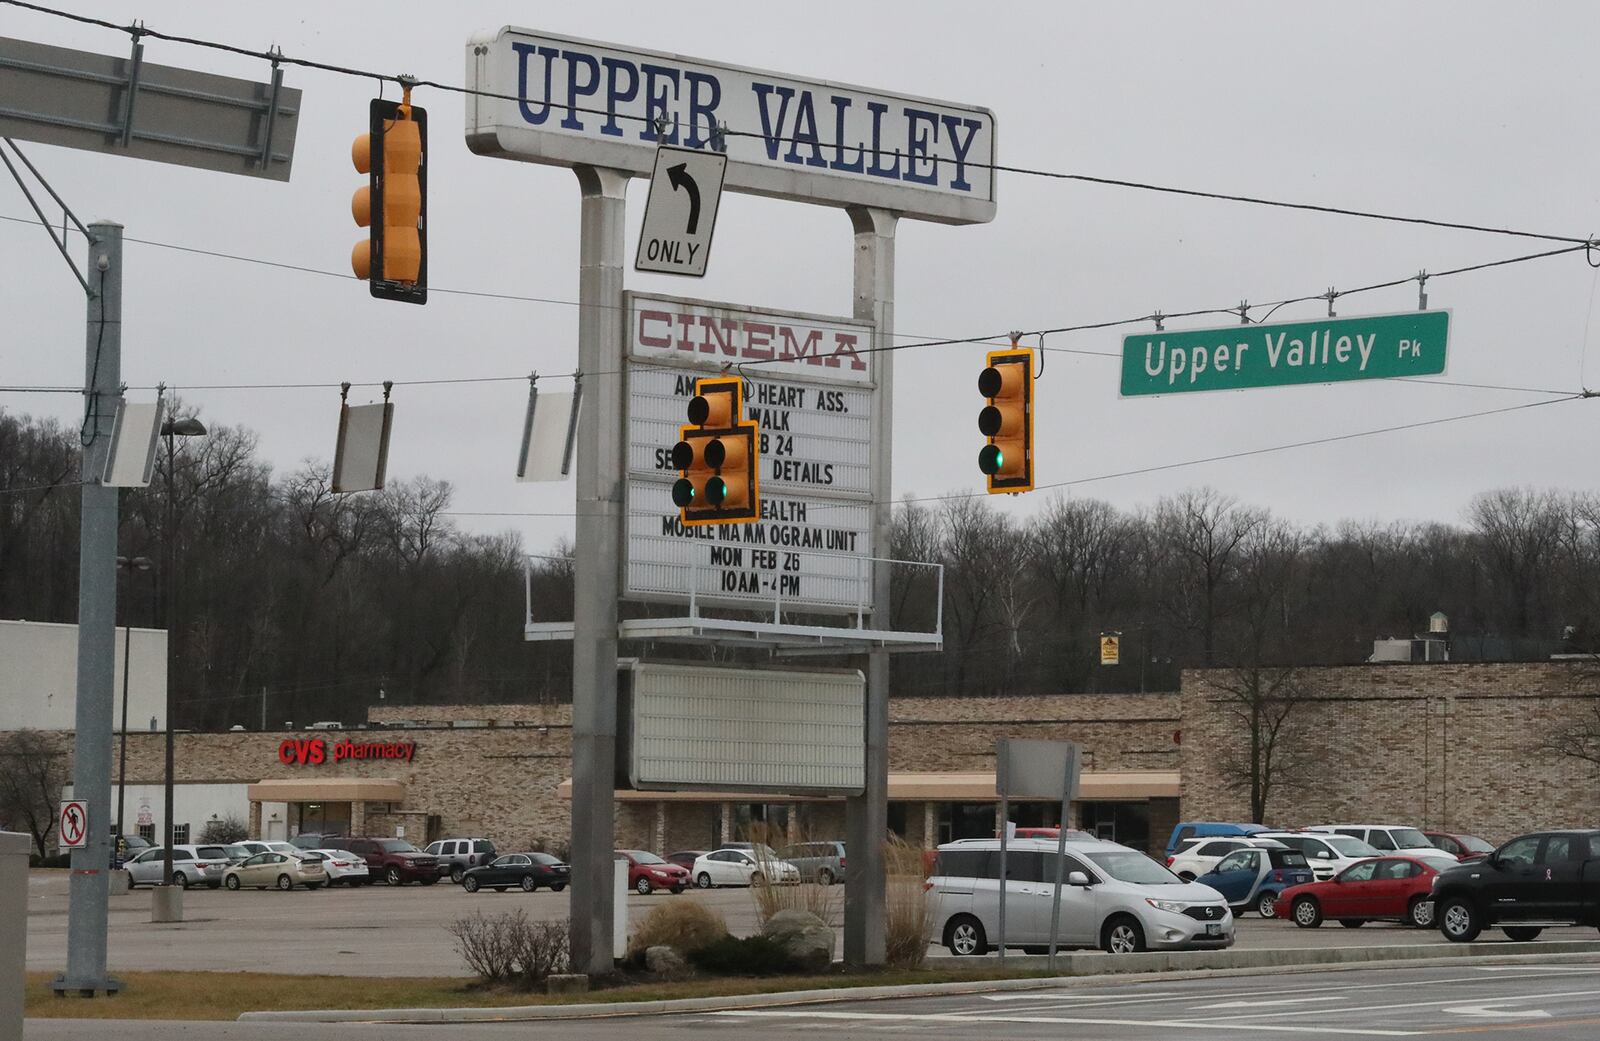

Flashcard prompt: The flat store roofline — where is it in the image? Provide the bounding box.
[557,770,1179,803]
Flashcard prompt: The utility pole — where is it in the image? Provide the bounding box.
[55,220,123,996]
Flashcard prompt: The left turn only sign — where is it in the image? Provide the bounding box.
[636,146,727,277]
[59,799,89,849]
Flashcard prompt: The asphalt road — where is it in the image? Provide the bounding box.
[26,961,1600,1040]
[25,869,1599,977]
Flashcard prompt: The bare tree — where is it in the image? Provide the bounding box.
[1207,667,1318,823]
[0,731,68,859]
[1155,488,1264,665]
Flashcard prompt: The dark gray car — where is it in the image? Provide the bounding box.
[779,840,846,885]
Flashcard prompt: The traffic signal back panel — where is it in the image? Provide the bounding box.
[672,377,760,525]
[978,347,1034,493]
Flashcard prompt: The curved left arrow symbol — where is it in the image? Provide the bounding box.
[667,163,702,235]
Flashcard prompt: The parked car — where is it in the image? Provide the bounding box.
[928,836,1234,956]
[1256,831,1383,882]
[778,841,847,885]
[615,849,689,894]
[344,837,442,886]
[194,843,252,868]
[1165,822,1270,858]
[238,840,305,858]
[123,846,228,889]
[305,848,371,886]
[1303,825,1460,870]
[1001,827,1095,841]
[1197,845,1314,917]
[1425,831,1494,862]
[425,838,499,884]
[1275,855,1440,928]
[289,832,346,851]
[1167,837,1285,881]
[223,850,327,891]
[665,850,706,871]
[1432,830,1600,942]
[461,852,570,893]
[691,848,800,888]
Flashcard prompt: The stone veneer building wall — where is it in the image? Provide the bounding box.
[1180,662,1600,840]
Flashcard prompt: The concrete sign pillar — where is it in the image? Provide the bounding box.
[843,205,897,968]
[0,831,29,1035]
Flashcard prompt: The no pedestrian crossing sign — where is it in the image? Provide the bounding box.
[59,800,88,849]
[1121,310,1449,396]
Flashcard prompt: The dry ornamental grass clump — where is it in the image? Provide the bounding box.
[625,898,730,961]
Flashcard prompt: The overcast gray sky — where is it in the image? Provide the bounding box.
[5,0,1600,553]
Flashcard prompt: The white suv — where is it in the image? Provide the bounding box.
[1167,837,1285,881]
[1302,825,1459,870]
[928,836,1234,955]
[1255,831,1382,881]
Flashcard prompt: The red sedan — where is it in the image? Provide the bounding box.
[1274,856,1440,929]
[1425,831,1494,861]
[615,849,690,895]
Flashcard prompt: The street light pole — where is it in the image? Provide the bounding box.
[114,555,151,854]
[159,417,205,890]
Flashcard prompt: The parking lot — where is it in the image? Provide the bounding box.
[24,869,1598,978]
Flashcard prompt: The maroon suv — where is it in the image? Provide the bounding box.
[345,837,442,886]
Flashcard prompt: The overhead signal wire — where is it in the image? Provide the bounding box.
[0,212,1587,399]
[3,0,1595,247]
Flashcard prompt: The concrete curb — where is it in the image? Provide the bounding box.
[237,939,1600,1024]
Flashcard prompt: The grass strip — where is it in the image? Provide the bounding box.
[27,966,1061,1020]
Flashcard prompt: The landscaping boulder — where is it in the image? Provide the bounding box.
[761,909,835,972]
[644,944,689,978]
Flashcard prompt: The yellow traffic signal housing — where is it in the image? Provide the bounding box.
[351,97,427,304]
[978,347,1034,493]
[671,377,760,525]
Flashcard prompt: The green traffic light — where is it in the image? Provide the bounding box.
[672,478,696,508]
[979,444,1003,475]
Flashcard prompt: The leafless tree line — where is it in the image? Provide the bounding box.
[9,401,1600,726]
[889,485,1600,697]
[0,407,571,730]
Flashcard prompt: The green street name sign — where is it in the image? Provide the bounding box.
[1120,309,1449,396]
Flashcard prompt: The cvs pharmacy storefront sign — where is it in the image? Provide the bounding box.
[279,736,418,766]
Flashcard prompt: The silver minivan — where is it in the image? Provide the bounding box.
[928,836,1235,955]
[123,845,230,889]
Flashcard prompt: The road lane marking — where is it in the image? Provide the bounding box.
[1206,988,1600,1022]
[1197,997,1348,1010]
[1442,1005,1551,1019]
[713,1009,1422,1036]
[978,990,1181,1001]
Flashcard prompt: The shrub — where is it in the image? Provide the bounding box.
[883,835,935,969]
[626,898,728,960]
[688,934,794,976]
[448,910,570,987]
[200,814,248,844]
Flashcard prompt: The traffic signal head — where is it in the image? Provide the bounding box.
[351,97,427,304]
[978,348,1034,493]
[672,377,760,525]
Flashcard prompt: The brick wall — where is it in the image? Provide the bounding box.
[1180,662,1600,841]
[889,693,1181,773]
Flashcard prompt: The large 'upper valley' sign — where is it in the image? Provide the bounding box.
[465,27,997,224]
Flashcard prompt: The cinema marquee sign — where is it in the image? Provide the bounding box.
[278,736,418,766]
[465,27,997,225]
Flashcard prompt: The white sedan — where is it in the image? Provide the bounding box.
[691,848,801,888]
[306,848,371,886]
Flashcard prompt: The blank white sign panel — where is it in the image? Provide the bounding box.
[630,663,864,793]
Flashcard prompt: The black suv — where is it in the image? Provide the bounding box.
[1432,830,1600,942]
